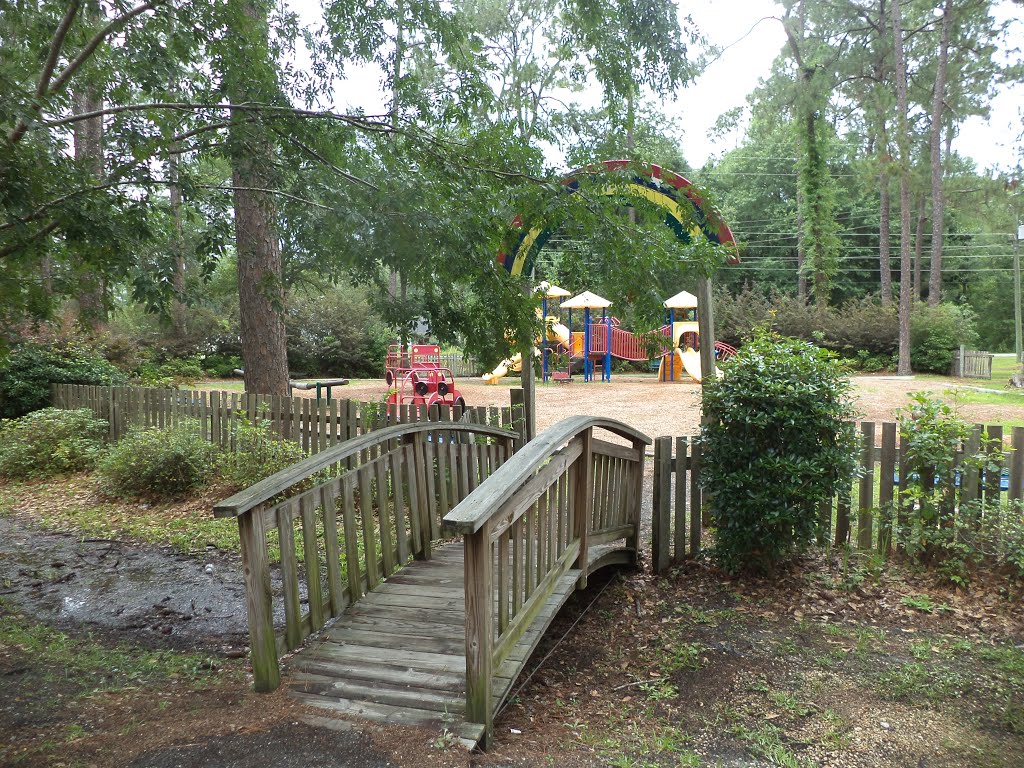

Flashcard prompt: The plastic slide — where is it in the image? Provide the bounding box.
[547,321,571,348]
[482,352,523,385]
[658,347,723,383]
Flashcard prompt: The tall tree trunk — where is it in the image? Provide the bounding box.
[927,0,954,306]
[879,163,892,304]
[914,192,926,300]
[72,0,106,329]
[891,0,913,375]
[168,6,187,338]
[226,0,289,396]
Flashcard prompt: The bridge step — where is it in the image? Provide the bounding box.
[287,540,628,743]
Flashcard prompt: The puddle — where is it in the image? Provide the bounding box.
[0,516,253,654]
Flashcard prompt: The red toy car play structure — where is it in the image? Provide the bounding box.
[385,344,466,409]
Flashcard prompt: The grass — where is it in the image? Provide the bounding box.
[0,610,234,695]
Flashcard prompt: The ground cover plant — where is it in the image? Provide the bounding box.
[0,408,107,480]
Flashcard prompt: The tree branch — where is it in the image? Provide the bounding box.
[7,1,82,145]
[49,0,167,95]
[0,221,60,260]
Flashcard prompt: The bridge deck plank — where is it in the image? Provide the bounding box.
[286,539,628,746]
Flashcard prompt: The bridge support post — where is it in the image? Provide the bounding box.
[464,523,494,745]
[572,428,594,589]
[238,504,280,692]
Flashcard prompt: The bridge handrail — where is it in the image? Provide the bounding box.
[214,419,518,693]
[443,416,648,534]
[443,416,650,746]
[214,421,516,518]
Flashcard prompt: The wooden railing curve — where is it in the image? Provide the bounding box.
[443,415,650,746]
[214,420,518,692]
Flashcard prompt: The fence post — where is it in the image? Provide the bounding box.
[572,427,594,589]
[237,505,280,692]
[858,422,875,549]
[463,524,493,746]
[652,437,672,573]
[509,388,527,449]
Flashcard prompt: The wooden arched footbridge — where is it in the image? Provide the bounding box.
[214,415,650,747]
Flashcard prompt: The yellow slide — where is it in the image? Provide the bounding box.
[482,352,523,385]
[658,348,722,383]
[547,321,571,348]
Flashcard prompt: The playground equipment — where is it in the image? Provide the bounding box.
[385,344,466,408]
[657,290,736,383]
[481,315,572,385]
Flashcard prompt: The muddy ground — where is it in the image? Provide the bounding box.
[3,375,1024,766]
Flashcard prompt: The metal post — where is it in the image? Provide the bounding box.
[604,311,611,382]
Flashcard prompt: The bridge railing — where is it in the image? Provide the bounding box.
[214,420,518,692]
[443,416,650,744]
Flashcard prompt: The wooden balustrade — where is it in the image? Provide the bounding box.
[213,420,518,692]
[442,416,650,746]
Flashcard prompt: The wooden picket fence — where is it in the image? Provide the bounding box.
[951,347,994,379]
[437,353,482,378]
[651,421,1024,572]
[51,383,522,453]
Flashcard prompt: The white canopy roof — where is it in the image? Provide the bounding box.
[663,290,699,309]
[536,281,571,298]
[562,290,612,309]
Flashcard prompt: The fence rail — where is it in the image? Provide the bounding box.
[951,347,994,379]
[52,383,520,450]
[652,421,1024,571]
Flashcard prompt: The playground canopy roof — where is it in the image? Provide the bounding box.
[663,290,699,309]
[536,281,571,298]
[562,290,612,309]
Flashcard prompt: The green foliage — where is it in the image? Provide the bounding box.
[910,302,979,374]
[202,353,242,379]
[287,286,390,378]
[714,286,898,360]
[892,392,1014,583]
[217,417,306,492]
[97,421,216,499]
[0,340,126,418]
[700,328,859,574]
[136,356,205,388]
[0,408,107,480]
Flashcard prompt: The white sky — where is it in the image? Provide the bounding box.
[293,0,1024,174]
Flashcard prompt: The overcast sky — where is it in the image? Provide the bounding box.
[294,0,1024,173]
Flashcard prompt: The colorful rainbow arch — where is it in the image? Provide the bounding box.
[497,160,739,278]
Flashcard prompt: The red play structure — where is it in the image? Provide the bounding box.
[385,344,466,408]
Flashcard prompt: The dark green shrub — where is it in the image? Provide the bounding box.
[286,286,390,378]
[715,286,898,360]
[97,421,216,499]
[910,302,979,374]
[136,356,205,388]
[700,328,859,574]
[202,353,242,379]
[217,418,305,491]
[0,340,126,418]
[0,408,108,479]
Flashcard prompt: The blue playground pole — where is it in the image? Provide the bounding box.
[668,308,675,381]
[604,311,611,382]
[542,295,548,383]
[583,307,592,382]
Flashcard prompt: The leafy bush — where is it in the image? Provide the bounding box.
[218,418,306,491]
[700,328,860,574]
[201,353,242,378]
[0,340,126,418]
[0,408,108,480]
[286,286,390,378]
[136,356,205,388]
[715,286,899,360]
[893,392,1009,584]
[910,302,979,374]
[97,421,216,499]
